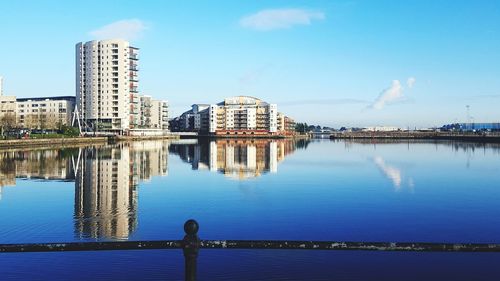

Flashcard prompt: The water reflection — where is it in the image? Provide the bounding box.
[74,141,169,240]
[3,139,494,241]
[169,139,301,180]
[0,139,303,240]
[0,149,76,199]
[337,139,500,154]
[373,156,414,191]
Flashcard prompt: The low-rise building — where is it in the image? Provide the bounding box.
[277,113,296,136]
[170,104,210,132]
[172,96,295,136]
[362,126,401,132]
[209,96,278,135]
[16,96,75,130]
[0,77,17,129]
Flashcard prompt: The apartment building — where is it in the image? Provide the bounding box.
[16,96,75,129]
[277,113,296,135]
[76,39,139,134]
[0,76,16,127]
[172,96,297,136]
[150,99,169,130]
[207,96,278,135]
[170,104,209,132]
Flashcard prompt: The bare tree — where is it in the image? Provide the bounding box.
[25,114,40,130]
[0,113,17,137]
[45,113,59,130]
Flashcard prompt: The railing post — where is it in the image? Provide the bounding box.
[182,219,200,281]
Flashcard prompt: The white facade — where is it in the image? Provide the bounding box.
[209,105,217,133]
[0,76,3,96]
[269,104,278,133]
[363,126,401,132]
[0,95,16,122]
[76,39,139,133]
[150,99,169,130]
[16,97,75,129]
[205,96,280,135]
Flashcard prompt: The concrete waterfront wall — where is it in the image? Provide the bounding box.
[113,134,180,141]
[0,137,108,149]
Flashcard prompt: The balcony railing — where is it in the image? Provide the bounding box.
[2,220,498,281]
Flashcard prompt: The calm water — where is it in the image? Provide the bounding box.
[1,138,500,280]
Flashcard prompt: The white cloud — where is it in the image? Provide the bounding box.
[240,8,325,31]
[407,77,416,89]
[370,80,404,110]
[89,19,147,41]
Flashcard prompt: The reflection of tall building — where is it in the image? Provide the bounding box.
[74,141,170,239]
[74,145,137,239]
[170,139,301,180]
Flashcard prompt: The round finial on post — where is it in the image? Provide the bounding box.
[184,219,199,236]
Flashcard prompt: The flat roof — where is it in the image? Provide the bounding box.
[16,96,76,102]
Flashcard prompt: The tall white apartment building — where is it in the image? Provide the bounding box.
[76,39,139,134]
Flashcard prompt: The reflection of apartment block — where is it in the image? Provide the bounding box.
[15,150,75,180]
[74,146,137,239]
[0,151,16,189]
[16,96,75,129]
[129,140,169,180]
[215,140,278,179]
[0,150,75,185]
[170,139,293,180]
[0,149,76,200]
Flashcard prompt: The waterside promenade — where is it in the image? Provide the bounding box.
[0,134,180,149]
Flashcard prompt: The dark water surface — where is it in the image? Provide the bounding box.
[1,139,500,280]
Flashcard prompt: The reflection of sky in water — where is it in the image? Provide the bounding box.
[1,140,500,279]
[373,156,415,191]
[0,139,499,241]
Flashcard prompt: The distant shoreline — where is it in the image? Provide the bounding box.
[330,132,500,143]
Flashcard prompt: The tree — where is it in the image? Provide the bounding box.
[25,114,40,130]
[45,113,59,130]
[295,122,309,134]
[0,113,16,137]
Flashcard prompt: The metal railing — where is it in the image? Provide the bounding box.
[2,219,500,281]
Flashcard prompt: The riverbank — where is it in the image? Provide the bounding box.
[0,137,108,149]
[0,134,181,149]
[330,131,500,143]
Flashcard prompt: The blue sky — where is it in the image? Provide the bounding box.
[0,0,499,128]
